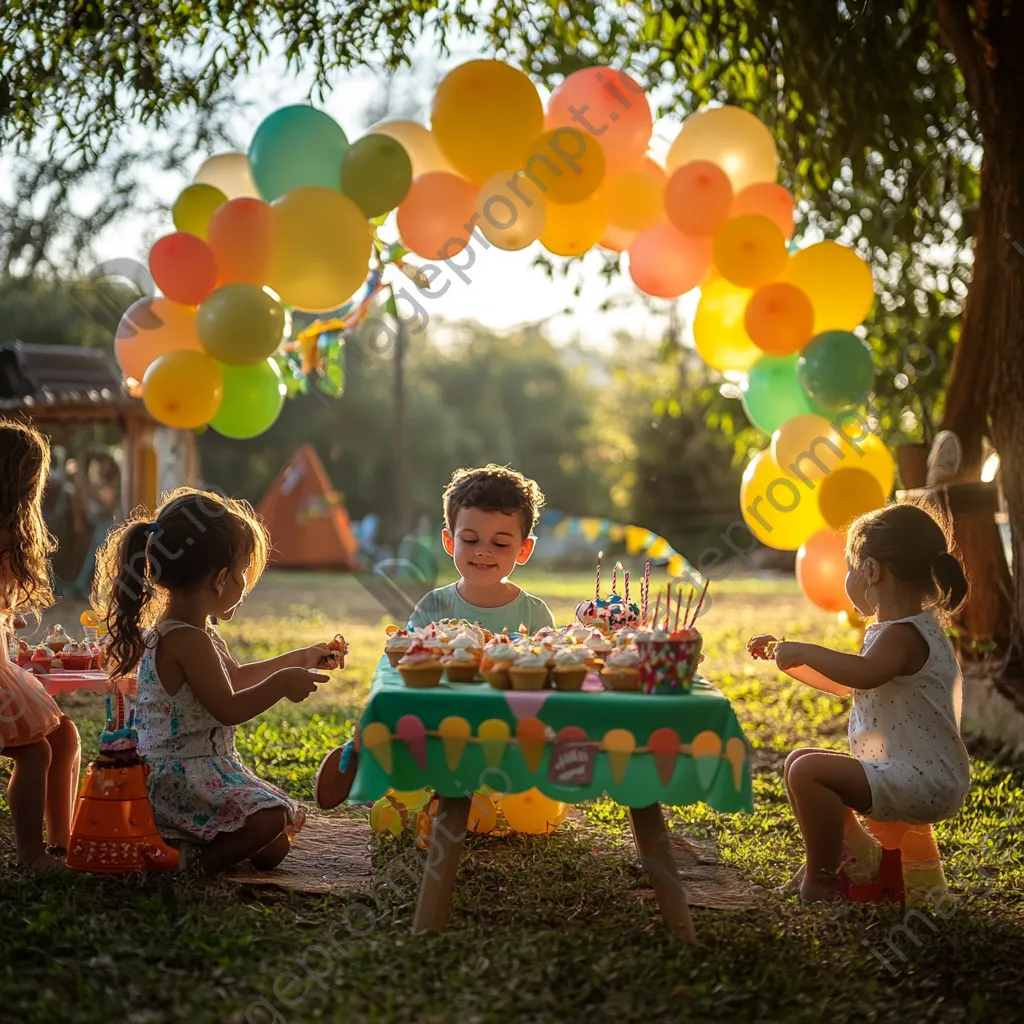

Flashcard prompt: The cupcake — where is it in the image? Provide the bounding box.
[509,649,550,691]
[397,643,445,688]
[483,643,518,689]
[448,632,483,659]
[602,647,641,691]
[59,641,94,671]
[551,647,589,690]
[583,630,615,667]
[385,629,416,667]
[442,647,482,683]
[567,623,591,643]
[44,624,71,653]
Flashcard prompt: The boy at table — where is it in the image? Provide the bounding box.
[315,464,554,808]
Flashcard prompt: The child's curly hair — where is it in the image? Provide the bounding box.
[94,487,269,677]
[442,464,545,539]
[0,420,56,614]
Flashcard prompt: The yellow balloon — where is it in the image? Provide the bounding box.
[142,350,223,429]
[772,414,841,484]
[476,172,546,251]
[713,214,787,289]
[524,129,605,204]
[193,153,259,199]
[740,449,826,551]
[540,191,606,257]
[172,184,228,240]
[467,792,499,834]
[666,105,779,192]
[781,241,875,332]
[605,160,667,231]
[817,467,886,531]
[693,277,762,373]
[431,60,544,183]
[368,120,456,177]
[499,788,567,835]
[855,432,896,497]
[269,188,372,312]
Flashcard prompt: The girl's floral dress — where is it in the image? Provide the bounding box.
[135,620,306,843]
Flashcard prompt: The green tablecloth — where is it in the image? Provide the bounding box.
[349,657,753,811]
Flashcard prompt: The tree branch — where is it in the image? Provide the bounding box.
[936,0,986,112]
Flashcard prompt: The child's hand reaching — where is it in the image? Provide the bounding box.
[280,667,329,703]
[294,641,345,671]
[747,635,779,660]
[773,641,807,672]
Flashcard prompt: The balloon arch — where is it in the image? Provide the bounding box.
[115,59,889,616]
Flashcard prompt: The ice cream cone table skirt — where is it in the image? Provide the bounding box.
[348,657,754,941]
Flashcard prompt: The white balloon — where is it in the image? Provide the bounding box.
[193,153,259,199]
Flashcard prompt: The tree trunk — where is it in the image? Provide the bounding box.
[937,0,1024,706]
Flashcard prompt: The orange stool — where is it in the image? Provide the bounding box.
[867,819,947,909]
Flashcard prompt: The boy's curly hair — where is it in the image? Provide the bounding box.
[0,420,56,614]
[442,464,545,539]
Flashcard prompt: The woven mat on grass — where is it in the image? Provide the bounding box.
[225,812,373,895]
[226,814,764,910]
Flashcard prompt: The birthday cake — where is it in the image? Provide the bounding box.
[98,696,142,767]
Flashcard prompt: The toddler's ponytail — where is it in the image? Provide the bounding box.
[100,520,156,678]
[933,550,969,615]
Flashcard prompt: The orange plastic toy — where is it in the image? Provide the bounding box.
[66,695,179,874]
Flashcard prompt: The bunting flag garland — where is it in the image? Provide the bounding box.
[358,714,749,794]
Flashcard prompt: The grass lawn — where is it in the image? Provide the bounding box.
[2,570,1023,1023]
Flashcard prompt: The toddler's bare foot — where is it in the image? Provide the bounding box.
[18,851,67,871]
[799,870,840,905]
[774,863,805,895]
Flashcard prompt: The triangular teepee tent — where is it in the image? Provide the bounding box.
[257,444,360,570]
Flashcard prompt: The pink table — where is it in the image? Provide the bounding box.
[36,670,137,697]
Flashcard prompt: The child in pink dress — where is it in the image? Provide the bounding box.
[0,421,82,868]
[95,488,344,876]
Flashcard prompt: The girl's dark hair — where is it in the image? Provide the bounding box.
[846,503,969,615]
[0,420,56,614]
[95,487,269,677]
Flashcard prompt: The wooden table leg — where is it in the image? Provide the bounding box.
[412,795,471,933]
[628,803,697,942]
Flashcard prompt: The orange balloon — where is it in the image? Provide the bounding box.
[744,282,815,354]
[500,788,567,834]
[605,158,666,231]
[431,61,544,183]
[115,297,202,383]
[731,182,795,239]
[629,224,712,298]
[396,172,479,260]
[797,530,855,613]
[599,222,638,252]
[522,128,605,204]
[540,191,606,256]
[713,213,787,289]
[546,66,652,174]
[149,233,217,306]
[664,161,733,236]
[476,172,546,251]
[208,197,276,287]
[817,467,886,531]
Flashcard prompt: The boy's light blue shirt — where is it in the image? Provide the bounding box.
[409,583,554,635]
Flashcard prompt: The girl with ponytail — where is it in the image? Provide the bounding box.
[747,502,972,905]
[95,487,345,876]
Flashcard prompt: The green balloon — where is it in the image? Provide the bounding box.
[798,331,875,410]
[210,360,285,439]
[340,135,413,218]
[249,105,349,201]
[742,354,823,435]
[197,284,285,365]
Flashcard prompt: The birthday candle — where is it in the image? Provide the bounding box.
[689,578,711,627]
[596,552,602,601]
[624,570,630,609]
[642,559,651,622]
[673,588,683,630]
[652,593,662,630]
[611,563,618,594]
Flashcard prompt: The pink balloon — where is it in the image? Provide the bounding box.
[545,67,652,174]
[628,224,712,298]
[396,172,478,260]
[149,233,218,306]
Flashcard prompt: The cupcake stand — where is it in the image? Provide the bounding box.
[348,655,753,942]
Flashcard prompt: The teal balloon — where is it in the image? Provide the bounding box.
[741,354,823,435]
[798,331,875,410]
[249,105,349,201]
[340,135,413,218]
[210,360,285,439]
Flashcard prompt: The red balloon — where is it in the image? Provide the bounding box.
[545,67,652,174]
[664,161,733,236]
[397,172,479,259]
[796,529,856,613]
[149,233,217,306]
[208,197,276,286]
[628,224,712,298]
